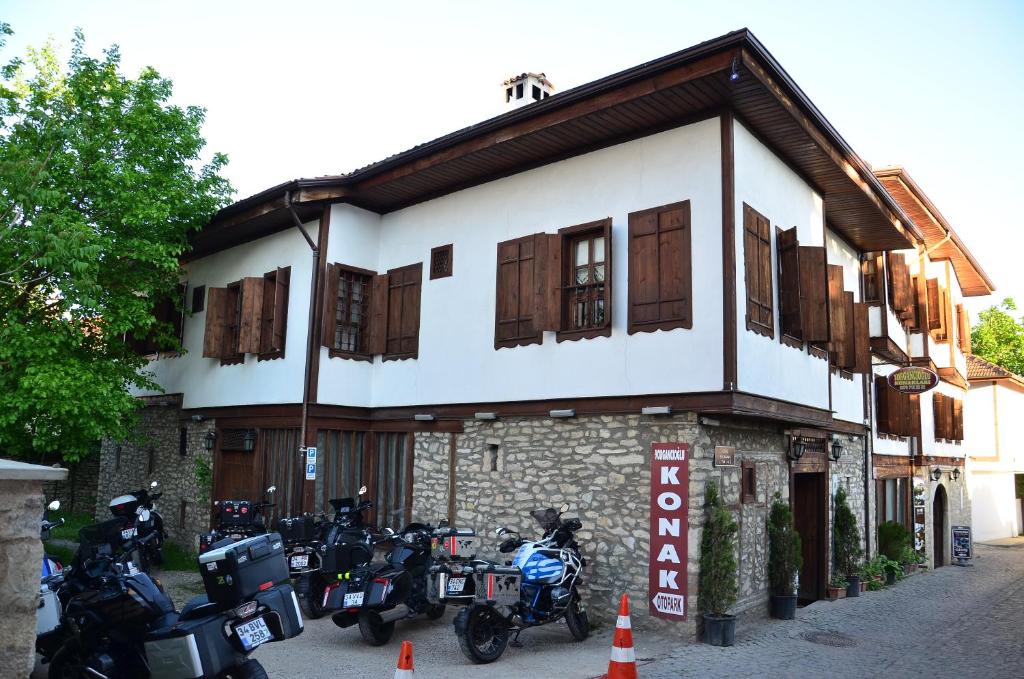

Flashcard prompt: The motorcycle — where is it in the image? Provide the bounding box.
[108,480,165,570]
[38,500,66,642]
[199,485,276,552]
[453,503,589,663]
[44,519,302,679]
[281,485,376,619]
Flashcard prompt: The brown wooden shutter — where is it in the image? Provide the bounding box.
[627,201,691,334]
[777,227,802,339]
[874,375,891,434]
[926,278,941,330]
[889,380,905,436]
[909,274,927,331]
[863,253,884,303]
[269,266,290,352]
[366,274,389,355]
[933,392,946,439]
[887,254,912,319]
[237,277,264,354]
[837,291,855,368]
[743,204,773,337]
[956,304,972,354]
[535,233,563,332]
[203,287,230,358]
[953,399,964,441]
[495,236,542,348]
[798,246,828,341]
[396,263,422,357]
[852,302,871,374]
[908,394,921,441]
[321,263,341,347]
[826,265,846,353]
[899,391,915,438]
[941,288,953,341]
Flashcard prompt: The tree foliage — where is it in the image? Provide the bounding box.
[972,298,1024,376]
[698,481,738,616]
[0,25,232,461]
[767,492,802,596]
[833,486,862,577]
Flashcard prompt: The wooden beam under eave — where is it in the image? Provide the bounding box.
[353,50,738,192]
[293,186,351,203]
[207,194,290,232]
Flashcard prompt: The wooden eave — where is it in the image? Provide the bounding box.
[874,168,995,296]
[191,29,919,257]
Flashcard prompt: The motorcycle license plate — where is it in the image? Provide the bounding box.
[235,616,274,651]
[446,577,467,594]
[343,591,364,607]
[121,527,137,540]
[290,555,309,569]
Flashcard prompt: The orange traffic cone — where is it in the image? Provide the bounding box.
[394,640,414,677]
[601,593,638,679]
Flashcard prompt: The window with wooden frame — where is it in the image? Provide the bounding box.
[743,204,774,338]
[627,201,692,334]
[322,263,375,360]
[862,253,884,304]
[559,218,612,342]
[128,283,187,355]
[886,253,914,324]
[932,392,964,442]
[430,244,453,280]
[875,375,920,438]
[876,478,910,528]
[956,304,972,354]
[926,278,953,342]
[316,430,412,530]
[741,461,757,504]
[203,269,290,364]
[495,234,544,349]
[191,285,206,313]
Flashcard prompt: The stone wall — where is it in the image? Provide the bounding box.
[42,453,100,515]
[830,437,869,570]
[97,399,214,551]
[919,473,971,568]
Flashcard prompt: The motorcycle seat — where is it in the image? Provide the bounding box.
[179,594,221,621]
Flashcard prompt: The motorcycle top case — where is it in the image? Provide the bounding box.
[431,528,477,560]
[144,612,239,679]
[473,563,522,606]
[276,515,316,545]
[198,532,289,606]
[217,500,255,527]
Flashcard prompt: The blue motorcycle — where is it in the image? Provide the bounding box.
[453,504,589,663]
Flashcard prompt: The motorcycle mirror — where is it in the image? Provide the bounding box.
[383,527,395,535]
[267,486,277,495]
[559,502,570,514]
[358,485,367,496]
[150,481,159,489]
[47,500,61,512]
[495,527,507,536]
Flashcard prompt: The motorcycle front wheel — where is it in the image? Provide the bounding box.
[301,577,329,619]
[455,606,510,664]
[357,611,396,646]
[47,641,84,679]
[564,590,590,641]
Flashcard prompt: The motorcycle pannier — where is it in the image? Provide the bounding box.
[432,528,477,560]
[472,564,522,606]
[145,612,238,679]
[198,533,289,606]
[276,515,316,545]
[426,563,476,605]
[252,583,304,640]
[320,530,373,573]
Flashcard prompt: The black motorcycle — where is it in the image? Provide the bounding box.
[331,522,473,646]
[282,485,376,619]
[38,500,67,644]
[453,504,589,663]
[107,480,165,569]
[44,519,302,679]
[199,485,276,553]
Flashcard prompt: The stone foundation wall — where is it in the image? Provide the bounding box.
[919,474,971,568]
[97,401,214,551]
[0,478,47,678]
[830,437,869,574]
[42,453,100,515]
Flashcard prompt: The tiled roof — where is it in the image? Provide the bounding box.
[967,354,1019,381]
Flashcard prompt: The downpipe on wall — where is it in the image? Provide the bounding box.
[286,191,320,469]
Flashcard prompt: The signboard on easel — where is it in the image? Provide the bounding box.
[952,525,972,561]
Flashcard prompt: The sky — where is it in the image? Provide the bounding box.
[4,0,1023,315]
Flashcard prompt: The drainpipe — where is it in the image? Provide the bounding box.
[285,191,320,465]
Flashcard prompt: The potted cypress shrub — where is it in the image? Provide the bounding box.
[698,482,738,646]
[767,492,802,620]
[833,487,863,598]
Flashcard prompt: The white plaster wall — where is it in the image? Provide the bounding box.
[732,120,829,409]
[966,383,997,457]
[135,222,319,408]
[320,119,724,407]
[920,379,968,458]
[967,471,1020,541]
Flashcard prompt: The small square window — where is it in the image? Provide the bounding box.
[430,244,453,280]
[741,461,757,504]
[532,85,541,101]
[516,83,524,99]
[191,285,205,313]
[505,87,513,103]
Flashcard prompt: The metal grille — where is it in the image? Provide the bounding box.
[801,631,856,648]
[567,232,606,330]
[334,270,370,353]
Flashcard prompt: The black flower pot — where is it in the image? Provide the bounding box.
[845,576,861,598]
[703,614,736,646]
[885,570,897,585]
[770,594,797,620]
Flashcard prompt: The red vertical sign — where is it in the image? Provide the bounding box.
[649,442,689,620]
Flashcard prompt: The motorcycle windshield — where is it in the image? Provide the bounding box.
[529,508,561,533]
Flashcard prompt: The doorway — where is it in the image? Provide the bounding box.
[933,484,948,567]
[792,472,826,603]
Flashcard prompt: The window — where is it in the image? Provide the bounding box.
[203,269,291,364]
[741,461,756,504]
[179,499,187,529]
[179,427,187,457]
[956,304,972,354]
[933,393,964,442]
[505,87,513,103]
[875,375,920,438]
[775,227,829,345]
[495,235,544,349]
[128,283,186,355]
[329,265,373,358]
[926,278,953,342]
[627,201,692,334]
[316,430,411,530]
[515,83,524,99]
[876,478,909,528]
[862,253,883,303]
[743,204,774,338]
[430,244,453,280]
[192,285,206,313]
[532,84,541,101]
[147,447,156,476]
[559,219,612,341]
[258,267,290,360]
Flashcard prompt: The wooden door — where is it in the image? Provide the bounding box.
[213,448,259,503]
[793,473,825,602]
[933,486,947,567]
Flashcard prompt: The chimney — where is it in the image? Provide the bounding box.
[503,72,554,110]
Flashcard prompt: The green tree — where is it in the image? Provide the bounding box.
[698,482,738,616]
[833,486,862,577]
[767,492,802,596]
[972,298,1024,375]
[0,25,232,461]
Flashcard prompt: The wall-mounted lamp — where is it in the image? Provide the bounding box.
[474,412,498,421]
[930,467,942,482]
[243,429,257,452]
[729,56,741,83]
[788,437,806,461]
[829,437,844,462]
[549,409,576,419]
[204,430,217,452]
[641,406,673,416]
[951,467,961,482]
[413,414,435,422]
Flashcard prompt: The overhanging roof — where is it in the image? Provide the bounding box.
[189,29,921,260]
[874,167,995,296]
[967,354,1024,388]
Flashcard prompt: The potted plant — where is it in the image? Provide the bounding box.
[698,482,738,646]
[826,575,848,600]
[900,546,922,575]
[767,492,802,620]
[880,555,903,585]
[833,487,863,598]
[877,521,911,561]
[860,558,883,591]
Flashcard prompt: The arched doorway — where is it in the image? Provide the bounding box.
[933,485,948,567]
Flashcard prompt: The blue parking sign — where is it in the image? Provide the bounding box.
[305,462,316,480]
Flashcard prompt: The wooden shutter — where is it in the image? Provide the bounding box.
[953,399,964,441]
[899,391,915,438]
[887,254,912,319]
[909,274,927,331]
[384,263,421,358]
[863,253,884,303]
[237,277,264,354]
[536,233,563,332]
[941,288,953,341]
[933,392,947,439]
[203,287,230,358]
[889,380,905,436]
[627,201,692,334]
[743,204,773,337]
[874,375,891,434]
[908,394,921,441]
[836,291,856,368]
[366,274,390,355]
[956,304,972,354]
[852,302,871,374]
[926,278,942,330]
[777,227,802,339]
[495,235,542,348]
[798,246,828,341]
[259,266,290,354]
[321,264,341,347]
[827,265,846,354]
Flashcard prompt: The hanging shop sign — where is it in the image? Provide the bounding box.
[648,442,689,621]
[951,525,973,560]
[887,367,939,394]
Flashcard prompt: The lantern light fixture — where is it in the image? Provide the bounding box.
[930,467,942,482]
[204,430,217,452]
[243,429,257,452]
[788,437,806,461]
[951,467,961,482]
[829,437,843,462]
